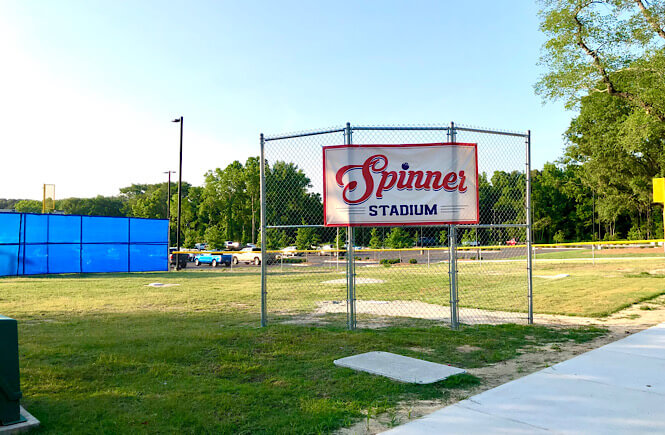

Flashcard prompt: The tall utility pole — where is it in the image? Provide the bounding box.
[164,170,175,243]
[172,116,184,270]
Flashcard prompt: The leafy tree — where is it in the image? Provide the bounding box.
[537,0,665,120]
[438,229,448,246]
[295,225,320,251]
[14,200,42,213]
[553,230,566,244]
[384,227,413,249]
[369,228,383,249]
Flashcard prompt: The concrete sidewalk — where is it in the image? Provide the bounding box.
[385,323,665,434]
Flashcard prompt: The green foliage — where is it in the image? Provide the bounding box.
[369,228,383,249]
[295,225,320,251]
[552,230,566,244]
[409,258,418,264]
[384,227,413,249]
[14,200,42,213]
[203,225,226,249]
[380,258,400,266]
[438,229,448,246]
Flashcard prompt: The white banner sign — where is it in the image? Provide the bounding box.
[323,143,479,226]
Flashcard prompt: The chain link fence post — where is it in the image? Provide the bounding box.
[526,130,533,324]
[260,133,267,327]
[345,122,356,330]
[448,121,460,330]
[448,225,459,329]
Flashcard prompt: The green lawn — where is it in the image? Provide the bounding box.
[0,272,609,433]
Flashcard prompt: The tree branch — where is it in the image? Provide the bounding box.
[573,5,665,121]
[634,0,665,40]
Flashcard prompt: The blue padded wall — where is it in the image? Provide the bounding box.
[0,213,167,276]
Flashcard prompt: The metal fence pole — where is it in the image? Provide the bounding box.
[525,130,534,324]
[260,133,268,327]
[345,122,356,330]
[448,122,460,329]
[449,225,459,330]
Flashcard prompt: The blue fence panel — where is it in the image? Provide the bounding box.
[82,244,129,273]
[48,244,81,274]
[0,245,19,276]
[83,217,129,244]
[0,214,21,244]
[24,214,48,244]
[130,244,168,272]
[22,244,48,275]
[0,213,167,276]
[130,218,168,244]
[48,215,81,244]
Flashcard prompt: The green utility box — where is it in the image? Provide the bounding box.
[0,315,23,426]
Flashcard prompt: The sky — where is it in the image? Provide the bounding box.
[0,0,573,200]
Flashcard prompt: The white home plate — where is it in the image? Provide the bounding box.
[334,351,465,384]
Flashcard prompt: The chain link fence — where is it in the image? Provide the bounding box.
[260,123,532,329]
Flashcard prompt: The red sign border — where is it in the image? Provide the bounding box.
[322,143,480,227]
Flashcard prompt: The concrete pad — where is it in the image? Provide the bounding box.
[387,405,549,434]
[334,351,465,384]
[0,407,40,434]
[386,323,665,434]
[545,347,665,395]
[459,371,665,434]
[604,326,665,360]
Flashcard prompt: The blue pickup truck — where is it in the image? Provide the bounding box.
[194,253,232,267]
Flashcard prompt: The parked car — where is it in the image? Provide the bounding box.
[194,253,232,267]
[232,247,276,265]
[169,247,188,268]
[415,237,439,247]
[225,241,241,251]
[194,243,208,251]
[462,240,480,246]
[280,246,299,257]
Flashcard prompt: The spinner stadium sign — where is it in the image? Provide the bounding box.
[323,143,479,227]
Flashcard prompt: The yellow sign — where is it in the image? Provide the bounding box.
[654,178,665,203]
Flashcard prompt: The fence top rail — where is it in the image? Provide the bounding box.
[263,123,529,142]
[454,125,529,138]
[350,126,450,131]
[263,128,345,142]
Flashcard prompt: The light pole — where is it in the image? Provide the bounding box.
[163,170,175,244]
[172,116,184,270]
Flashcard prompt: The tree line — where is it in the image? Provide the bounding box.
[3,154,662,249]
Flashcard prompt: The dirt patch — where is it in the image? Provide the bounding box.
[456,345,482,353]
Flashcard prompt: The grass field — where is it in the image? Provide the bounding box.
[2,256,664,433]
[0,272,608,434]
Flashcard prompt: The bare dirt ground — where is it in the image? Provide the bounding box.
[336,294,665,434]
